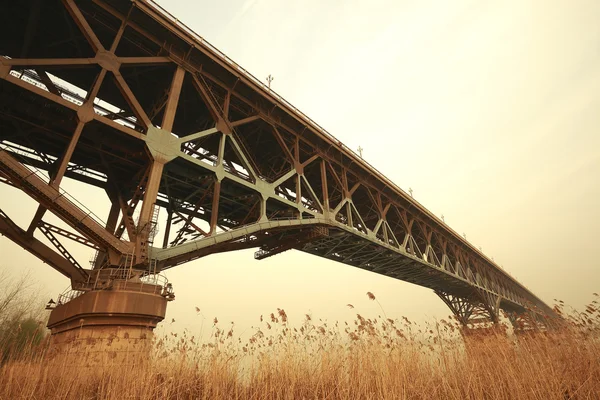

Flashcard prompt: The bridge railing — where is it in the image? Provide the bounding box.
[57,287,85,305]
[56,270,173,306]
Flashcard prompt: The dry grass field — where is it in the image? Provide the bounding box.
[0,294,599,399]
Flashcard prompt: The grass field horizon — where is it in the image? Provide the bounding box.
[0,292,598,399]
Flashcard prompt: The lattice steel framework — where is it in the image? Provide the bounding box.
[0,0,556,328]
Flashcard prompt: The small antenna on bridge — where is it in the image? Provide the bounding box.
[266,74,274,89]
[408,188,413,197]
[357,146,363,158]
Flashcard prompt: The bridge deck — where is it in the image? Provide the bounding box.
[0,0,554,322]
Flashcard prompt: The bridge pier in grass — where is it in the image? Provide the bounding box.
[0,0,557,355]
[436,290,557,334]
[46,272,172,364]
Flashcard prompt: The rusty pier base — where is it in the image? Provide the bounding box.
[46,279,170,366]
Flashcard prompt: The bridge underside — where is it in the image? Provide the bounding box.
[150,217,539,328]
[0,0,556,332]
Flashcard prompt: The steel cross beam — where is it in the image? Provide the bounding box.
[0,209,89,281]
[0,0,557,328]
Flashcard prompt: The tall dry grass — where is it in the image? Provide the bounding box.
[0,270,47,364]
[0,293,599,399]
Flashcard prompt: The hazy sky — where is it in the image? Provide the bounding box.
[1,0,599,335]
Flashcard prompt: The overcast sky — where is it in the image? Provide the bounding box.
[1,0,599,335]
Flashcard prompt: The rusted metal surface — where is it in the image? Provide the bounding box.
[0,0,555,327]
[46,282,168,364]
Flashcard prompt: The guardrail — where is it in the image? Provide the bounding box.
[56,269,173,306]
[57,287,85,305]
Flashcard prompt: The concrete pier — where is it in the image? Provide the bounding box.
[46,280,169,365]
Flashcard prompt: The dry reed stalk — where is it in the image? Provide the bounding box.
[0,297,598,399]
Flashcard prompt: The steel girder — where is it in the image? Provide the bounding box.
[0,208,89,282]
[0,0,555,326]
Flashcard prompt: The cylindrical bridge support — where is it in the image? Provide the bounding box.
[46,279,170,365]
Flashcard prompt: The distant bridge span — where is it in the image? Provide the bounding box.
[0,0,554,334]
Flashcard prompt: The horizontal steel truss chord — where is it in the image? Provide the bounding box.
[153,217,523,311]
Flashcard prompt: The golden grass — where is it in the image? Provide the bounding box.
[0,295,599,399]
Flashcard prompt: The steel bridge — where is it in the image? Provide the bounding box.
[0,0,555,335]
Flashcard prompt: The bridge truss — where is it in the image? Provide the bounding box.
[0,0,556,329]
